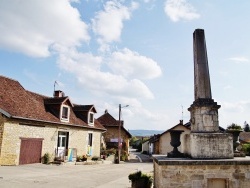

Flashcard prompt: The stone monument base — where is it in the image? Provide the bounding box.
[153,155,250,188]
[185,133,234,159]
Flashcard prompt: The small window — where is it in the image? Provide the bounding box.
[88,133,93,146]
[89,112,94,125]
[61,105,70,121]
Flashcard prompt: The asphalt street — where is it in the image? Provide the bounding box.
[0,152,153,188]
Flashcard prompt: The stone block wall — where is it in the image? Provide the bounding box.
[189,133,234,159]
[103,126,130,152]
[0,115,4,160]
[153,156,250,188]
[0,119,102,165]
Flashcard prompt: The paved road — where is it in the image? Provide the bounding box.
[0,153,153,188]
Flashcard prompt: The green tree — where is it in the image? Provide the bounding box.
[244,121,250,132]
[129,136,139,148]
[226,123,242,131]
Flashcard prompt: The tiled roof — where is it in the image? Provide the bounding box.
[73,105,97,113]
[97,112,132,138]
[97,112,120,126]
[0,75,105,131]
[44,97,70,105]
[240,132,250,143]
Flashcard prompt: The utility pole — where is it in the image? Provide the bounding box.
[118,104,121,164]
[117,104,129,164]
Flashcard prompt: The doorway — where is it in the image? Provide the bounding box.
[57,131,69,159]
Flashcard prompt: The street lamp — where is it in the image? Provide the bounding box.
[118,104,129,164]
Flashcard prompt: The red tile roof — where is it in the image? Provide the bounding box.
[97,112,132,138]
[0,75,105,131]
[240,132,250,143]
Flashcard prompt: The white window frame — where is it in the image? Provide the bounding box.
[60,105,70,122]
[88,112,94,126]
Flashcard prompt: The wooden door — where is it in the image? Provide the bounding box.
[19,138,43,165]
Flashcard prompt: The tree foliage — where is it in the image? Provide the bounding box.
[226,123,242,131]
[244,123,250,132]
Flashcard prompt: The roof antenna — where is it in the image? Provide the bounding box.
[54,81,58,92]
[181,105,183,121]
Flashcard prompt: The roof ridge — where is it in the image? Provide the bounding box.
[0,75,25,90]
[27,90,50,98]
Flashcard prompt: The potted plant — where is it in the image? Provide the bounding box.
[226,123,243,153]
[128,171,153,188]
[42,153,50,164]
[82,154,87,161]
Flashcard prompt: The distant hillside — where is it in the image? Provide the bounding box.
[128,129,164,137]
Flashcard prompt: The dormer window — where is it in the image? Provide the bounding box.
[88,112,94,125]
[61,105,70,122]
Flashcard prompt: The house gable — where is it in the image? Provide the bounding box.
[73,105,97,126]
[97,110,132,138]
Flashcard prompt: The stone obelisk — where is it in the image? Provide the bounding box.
[187,29,233,159]
[189,29,220,133]
[193,29,211,100]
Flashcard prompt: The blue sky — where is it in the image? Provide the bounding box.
[0,0,250,130]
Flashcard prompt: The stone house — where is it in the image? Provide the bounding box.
[159,120,190,155]
[0,76,106,165]
[240,132,250,144]
[97,110,132,154]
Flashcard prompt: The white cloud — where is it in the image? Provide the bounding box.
[223,85,232,90]
[0,0,164,129]
[92,1,138,49]
[164,0,200,22]
[108,48,162,79]
[228,57,249,63]
[219,100,250,128]
[0,0,89,57]
[57,49,154,99]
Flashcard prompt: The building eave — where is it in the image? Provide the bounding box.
[0,108,11,118]
[10,116,106,131]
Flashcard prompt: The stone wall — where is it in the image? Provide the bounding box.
[0,115,5,161]
[0,119,102,165]
[153,156,250,188]
[188,133,234,159]
[103,126,130,153]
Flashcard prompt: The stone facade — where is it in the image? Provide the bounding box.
[0,118,102,165]
[103,126,130,153]
[153,156,250,188]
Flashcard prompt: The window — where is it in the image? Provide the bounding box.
[88,133,93,146]
[61,105,70,122]
[88,112,94,125]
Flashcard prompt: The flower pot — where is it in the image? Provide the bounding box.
[167,130,184,158]
[131,179,152,188]
[226,130,242,153]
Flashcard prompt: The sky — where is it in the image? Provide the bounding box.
[0,0,250,131]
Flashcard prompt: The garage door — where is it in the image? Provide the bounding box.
[19,138,43,165]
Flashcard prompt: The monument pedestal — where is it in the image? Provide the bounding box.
[153,156,250,188]
[188,133,234,159]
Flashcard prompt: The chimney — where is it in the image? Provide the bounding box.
[180,120,183,125]
[54,90,65,98]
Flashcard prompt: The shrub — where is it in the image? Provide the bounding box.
[128,171,153,188]
[227,123,242,131]
[77,154,88,162]
[42,153,50,164]
[242,144,250,155]
[91,156,99,161]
